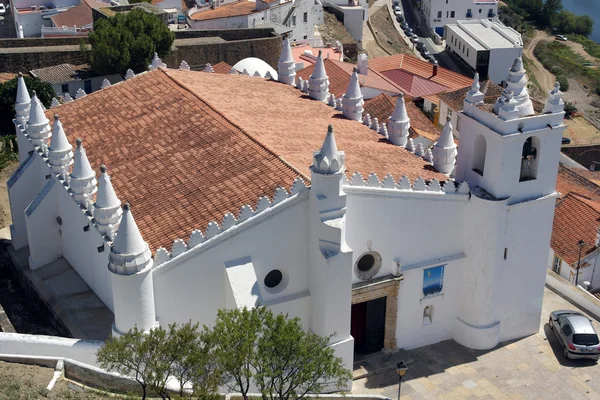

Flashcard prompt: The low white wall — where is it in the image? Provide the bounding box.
[546,271,600,320]
[0,332,102,367]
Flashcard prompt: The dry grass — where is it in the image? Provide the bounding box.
[0,361,135,400]
[370,5,411,55]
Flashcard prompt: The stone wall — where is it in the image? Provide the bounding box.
[0,37,88,48]
[0,47,86,73]
[168,35,281,70]
[0,30,279,72]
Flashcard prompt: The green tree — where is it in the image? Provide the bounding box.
[542,0,562,28]
[88,9,174,75]
[210,307,267,400]
[254,312,351,400]
[97,326,174,400]
[0,76,55,135]
[168,321,221,399]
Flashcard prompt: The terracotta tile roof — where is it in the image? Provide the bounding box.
[30,64,90,85]
[50,0,106,28]
[189,1,256,21]
[212,61,233,74]
[292,44,342,65]
[551,193,600,265]
[438,80,504,112]
[47,70,303,253]
[48,69,447,253]
[556,165,600,203]
[363,93,441,143]
[0,73,17,84]
[166,69,446,184]
[380,69,448,97]
[296,59,403,98]
[369,54,473,93]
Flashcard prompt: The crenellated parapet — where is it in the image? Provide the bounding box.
[153,178,309,267]
[344,172,470,196]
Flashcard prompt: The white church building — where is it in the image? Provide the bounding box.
[8,38,566,385]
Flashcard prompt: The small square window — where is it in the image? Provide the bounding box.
[61,84,69,94]
[437,11,442,18]
[303,12,307,23]
[450,10,455,18]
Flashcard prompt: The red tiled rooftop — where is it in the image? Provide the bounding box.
[296,59,403,98]
[556,165,600,203]
[190,1,257,21]
[551,193,600,265]
[212,61,233,74]
[50,0,107,28]
[369,54,473,93]
[48,69,447,253]
[167,68,446,182]
[363,93,441,143]
[47,69,302,253]
[292,45,342,65]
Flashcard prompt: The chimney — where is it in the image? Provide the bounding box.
[432,65,438,77]
[357,53,368,75]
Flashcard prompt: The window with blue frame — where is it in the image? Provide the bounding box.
[423,265,444,298]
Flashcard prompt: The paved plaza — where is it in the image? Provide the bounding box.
[352,287,600,399]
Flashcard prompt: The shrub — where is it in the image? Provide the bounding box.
[564,101,577,118]
[557,75,569,92]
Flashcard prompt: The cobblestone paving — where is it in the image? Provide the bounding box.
[352,287,600,399]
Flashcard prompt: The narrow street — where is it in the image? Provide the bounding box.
[397,0,467,74]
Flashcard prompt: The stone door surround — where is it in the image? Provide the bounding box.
[351,274,402,350]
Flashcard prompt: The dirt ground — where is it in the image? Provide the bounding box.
[0,360,134,399]
[370,5,412,56]
[318,11,356,47]
[524,30,600,133]
[523,31,554,93]
[563,116,600,146]
[0,162,17,231]
[563,40,598,65]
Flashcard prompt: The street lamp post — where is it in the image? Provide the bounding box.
[396,361,408,400]
[576,239,585,286]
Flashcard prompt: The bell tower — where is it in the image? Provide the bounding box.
[455,66,565,202]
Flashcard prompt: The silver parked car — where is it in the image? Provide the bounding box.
[549,310,600,360]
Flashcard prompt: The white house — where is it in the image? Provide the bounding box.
[12,0,83,37]
[188,0,318,42]
[421,0,498,37]
[444,19,522,84]
[548,192,600,289]
[8,39,565,389]
[30,64,122,99]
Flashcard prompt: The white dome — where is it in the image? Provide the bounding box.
[233,57,278,79]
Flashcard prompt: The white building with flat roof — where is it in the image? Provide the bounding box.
[445,19,522,84]
[421,0,498,38]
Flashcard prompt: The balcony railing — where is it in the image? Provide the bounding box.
[41,26,91,37]
[466,12,472,18]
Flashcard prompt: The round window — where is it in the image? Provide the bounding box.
[264,269,283,288]
[354,251,382,281]
[357,254,375,271]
